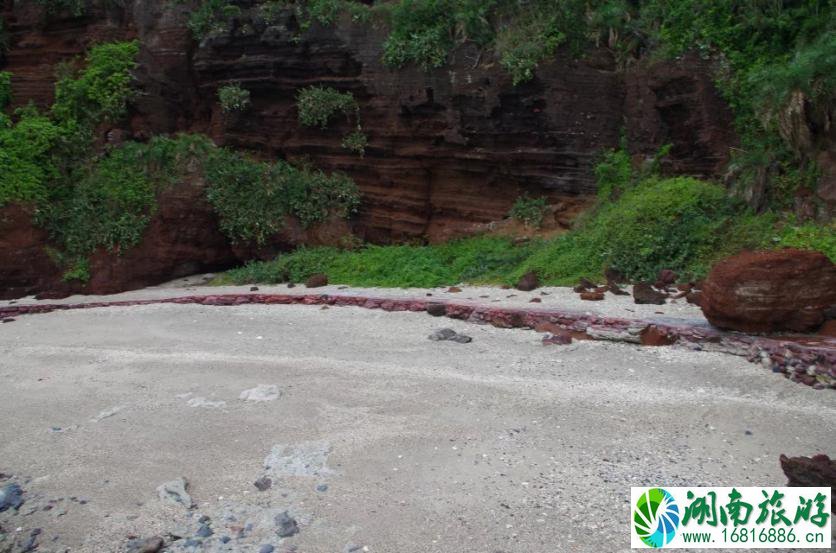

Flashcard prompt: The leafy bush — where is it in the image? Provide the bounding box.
[594,147,632,200]
[0,71,11,109]
[187,0,241,40]
[52,40,139,128]
[297,85,358,129]
[203,144,360,244]
[341,129,368,155]
[509,195,547,228]
[0,108,62,207]
[218,83,251,112]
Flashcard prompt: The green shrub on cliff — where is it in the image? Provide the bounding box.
[0,71,12,109]
[509,194,547,228]
[297,86,358,129]
[187,0,242,39]
[52,40,139,128]
[0,108,62,207]
[41,144,157,258]
[218,83,251,112]
[205,148,360,244]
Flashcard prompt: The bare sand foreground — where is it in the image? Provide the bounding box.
[1,285,834,553]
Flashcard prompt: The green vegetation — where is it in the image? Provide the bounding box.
[0,71,12,109]
[218,83,251,112]
[297,85,367,155]
[187,0,242,40]
[218,145,834,289]
[509,194,547,229]
[341,129,368,156]
[217,177,835,288]
[0,39,359,282]
[52,40,139,128]
[204,146,360,244]
[297,85,358,129]
[0,108,62,207]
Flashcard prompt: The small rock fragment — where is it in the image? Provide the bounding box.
[685,291,702,306]
[579,292,605,301]
[632,283,667,305]
[640,325,678,346]
[654,269,678,289]
[275,511,299,538]
[447,286,462,293]
[259,545,275,553]
[542,330,573,346]
[0,483,24,512]
[254,477,273,491]
[250,286,259,292]
[157,477,194,509]
[428,328,457,341]
[529,298,541,303]
[126,536,164,553]
[195,524,213,538]
[515,271,540,291]
[450,334,472,344]
[315,483,328,492]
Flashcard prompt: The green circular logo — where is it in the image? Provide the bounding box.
[634,488,680,548]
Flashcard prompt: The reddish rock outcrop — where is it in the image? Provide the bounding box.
[780,454,836,512]
[82,178,239,295]
[701,249,836,333]
[0,205,62,300]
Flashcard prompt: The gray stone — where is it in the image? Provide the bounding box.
[315,483,328,492]
[451,334,473,344]
[259,545,275,553]
[157,477,194,509]
[254,476,273,491]
[275,511,299,538]
[195,524,213,538]
[126,536,164,553]
[428,328,457,341]
[0,483,24,512]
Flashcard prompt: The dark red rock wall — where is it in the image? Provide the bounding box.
[0,1,738,297]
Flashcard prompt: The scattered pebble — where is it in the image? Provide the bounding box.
[0,483,25,512]
[254,476,273,491]
[428,328,472,343]
[157,477,194,509]
[274,511,299,538]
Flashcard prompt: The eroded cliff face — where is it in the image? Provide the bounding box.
[0,0,738,296]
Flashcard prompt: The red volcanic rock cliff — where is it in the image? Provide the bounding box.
[0,0,737,297]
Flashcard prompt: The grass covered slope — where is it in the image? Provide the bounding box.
[216,175,835,288]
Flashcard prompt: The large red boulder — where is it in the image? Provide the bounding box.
[701,249,836,333]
